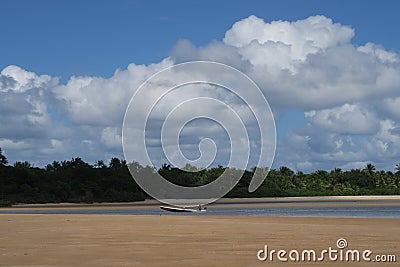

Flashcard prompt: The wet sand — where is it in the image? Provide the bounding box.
[1,215,398,266]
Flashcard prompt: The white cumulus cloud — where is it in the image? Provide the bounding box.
[305,103,380,135]
[1,15,400,171]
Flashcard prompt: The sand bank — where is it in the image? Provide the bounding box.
[0,215,398,266]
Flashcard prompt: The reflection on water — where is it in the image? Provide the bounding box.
[1,202,400,218]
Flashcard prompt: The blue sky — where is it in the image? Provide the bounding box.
[1,0,399,79]
[1,0,400,172]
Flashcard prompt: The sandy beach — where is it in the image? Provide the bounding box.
[1,214,398,267]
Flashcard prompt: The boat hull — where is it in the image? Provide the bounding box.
[159,206,204,213]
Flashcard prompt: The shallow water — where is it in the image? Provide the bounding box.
[206,205,400,218]
[1,202,400,218]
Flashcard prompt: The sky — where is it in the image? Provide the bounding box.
[1,0,400,172]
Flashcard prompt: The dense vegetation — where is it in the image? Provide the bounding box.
[0,148,400,206]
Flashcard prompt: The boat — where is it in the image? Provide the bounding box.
[160,205,207,213]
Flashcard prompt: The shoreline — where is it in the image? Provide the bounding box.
[4,195,400,209]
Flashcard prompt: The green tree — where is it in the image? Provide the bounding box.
[278,166,294,177]
[109,158,123,169]
[95,160,107,169]
[364,163,376,176]
[395,163,400,174]
[0,148,8,166]
[13,161,32,168]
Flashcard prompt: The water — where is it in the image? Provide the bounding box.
[1,202,400,218]
[205,205,400,218]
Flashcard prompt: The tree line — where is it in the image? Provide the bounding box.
[0,148,400,206]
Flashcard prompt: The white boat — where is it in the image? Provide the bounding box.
[160,205,207,213]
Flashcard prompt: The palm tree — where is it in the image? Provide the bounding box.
[395,163,400,174]
[333,168,342,174]
[13,161,32,168]
[109,157,122,169]
[279,166,294,177]
[364,163,376,176]
[0,148,8,166]
[95,160,106,169]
